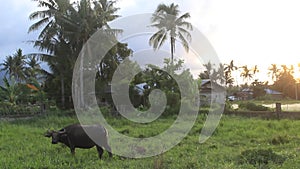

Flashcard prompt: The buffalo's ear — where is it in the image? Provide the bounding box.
[44,129,53,137]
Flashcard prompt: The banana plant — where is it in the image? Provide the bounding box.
[27,78,46,113]
[0,76,21,105]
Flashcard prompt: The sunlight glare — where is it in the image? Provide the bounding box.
[293,63,300,82]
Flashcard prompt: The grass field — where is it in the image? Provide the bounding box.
[1,112,300,169]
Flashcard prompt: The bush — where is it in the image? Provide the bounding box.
[224,100,234,112]
[238,102,269,111]
[238,149,286,168]
[0,102,40,116]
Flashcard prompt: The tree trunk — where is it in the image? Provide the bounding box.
[61,75,65,109]
[170,37,175,64]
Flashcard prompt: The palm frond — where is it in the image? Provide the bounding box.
[178,32,189,52]
[178,27,192,42]
[149,29,167,50]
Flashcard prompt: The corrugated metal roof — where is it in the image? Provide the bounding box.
[264,89,282,95]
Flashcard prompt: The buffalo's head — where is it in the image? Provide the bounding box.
[45,129,67,144]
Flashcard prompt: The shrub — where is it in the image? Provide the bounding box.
[238,102,269,111]
[238,149,286,167]
[224,100,234,112]
[0,102,40,116]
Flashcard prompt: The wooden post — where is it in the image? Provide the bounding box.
[275,102,281,119]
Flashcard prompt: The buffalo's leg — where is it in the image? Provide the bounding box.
[70,146,75,156]
[103,142,113,157]
[96,146,104,159]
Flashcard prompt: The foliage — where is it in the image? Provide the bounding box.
[224,100,234,112]
[238,149,286,168]
[255,95,281,101]
[238,102,269,111]
[0,49,26,82]
[251,80,267,98]
[0,76,49,115]
[224,60,238,86]
[28,0,129,109]
[0,76,21,105]
[272,66,296,99]
[0,102,40,116]
[130,59,197,116]
[149,3,192,63]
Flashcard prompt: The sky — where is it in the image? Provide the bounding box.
[1,0,300,82]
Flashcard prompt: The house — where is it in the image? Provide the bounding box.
[264,88,283,99]
[233,88,283,100]
[235,88,253,100]
[200,79,226,105]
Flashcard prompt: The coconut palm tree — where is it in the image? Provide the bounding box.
[251,65,259,81]
[149,3,193,64]
[240,65,253,83]
[25,56,45,80]
[268,64,280,81]
[252,65,259,74]
[224,60,238,86]
[0,55,14,77]
[224,60,238,73]
[1,49,26,83]
[199,62,214,79]
[29,0,125,109]
[28,0,71,50]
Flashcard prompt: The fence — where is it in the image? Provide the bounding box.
[262,103,300,112]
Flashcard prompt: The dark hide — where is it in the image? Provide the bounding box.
[45,124,112,159]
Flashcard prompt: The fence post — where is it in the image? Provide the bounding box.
[275,102,281,119]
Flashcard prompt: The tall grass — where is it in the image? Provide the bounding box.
[1,112,300,168]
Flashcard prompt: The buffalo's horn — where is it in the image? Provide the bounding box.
[58,128,66,134]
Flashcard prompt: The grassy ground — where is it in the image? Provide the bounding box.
[1,112,300,169]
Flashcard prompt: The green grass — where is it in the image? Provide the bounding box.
[1,113,300,168]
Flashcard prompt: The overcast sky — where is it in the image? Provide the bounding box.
[1,0,300,80]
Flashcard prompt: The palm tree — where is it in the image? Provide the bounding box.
[60,0,121,58]
[224,60,238,73]
[149,3,193,64]
[252,65,259,74]
[224,60,238,86]
[28,0,71,49]
[199,62,214,79]
[0,49,26,83]
[32,37,73,109]
[251,65,259,80]
[0,55,14,77]
[214,63,225,84]
[25,56,44,80]
[268,64,280,81]
[29,0,123,109]
[240,65,253,83]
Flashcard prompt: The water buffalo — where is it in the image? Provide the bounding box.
[45,124,112,159]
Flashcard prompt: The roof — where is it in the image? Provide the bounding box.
[200,79,226,93]
[242,88,253,92]
[201,79,211,86]
[264,88,282,95]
